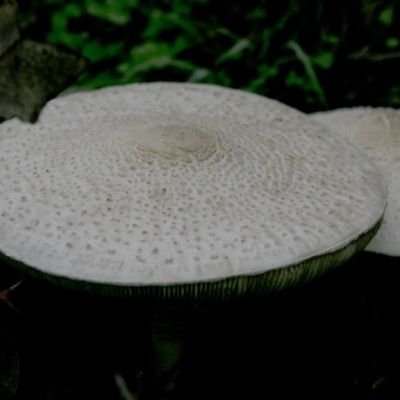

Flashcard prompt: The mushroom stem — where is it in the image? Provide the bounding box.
[149,301,187,399]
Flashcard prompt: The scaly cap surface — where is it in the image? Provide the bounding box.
[312,107,399,256]
[0,84,386,298]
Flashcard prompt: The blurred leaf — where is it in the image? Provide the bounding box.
[47,7,88,50]
[172,36,192,55]
[120,55,171,78]
[143,9,202,42]
[246,64,280,92]
[142,9,167,38]
[62,3,82,18]
[246,7,266,20]
[85,0,137,25]
[49,11,68,31]
[389,86,400,105]
[47,30,88,50]
[286,69,308,88]
[114,372,137,400]
[0,332,19,400]
[379,7,393,26]
[321,31,339,45]
[82,41,123,62]
[160,12,203,41]
[117,41,170,76]
[215,38,251,65]
[0,39,88,122]
[286,69,324,106]
[63,71,119,92]
[311,52,334,69]
[372,376,386,390]
[287,40,328,107]
[346,90,356,101]
[0,0,20,57]
[48,3,83,32]
[0,280,23,314]
[386,37,399,48]
[117,40,198,81]
[130,41,173,65]
[187,68,209,82]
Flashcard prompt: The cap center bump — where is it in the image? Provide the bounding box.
[135,124,217,162]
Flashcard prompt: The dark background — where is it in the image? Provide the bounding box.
[2,253,399,399]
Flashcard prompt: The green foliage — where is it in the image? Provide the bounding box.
[379,7,394,26]
[19,0,400,111]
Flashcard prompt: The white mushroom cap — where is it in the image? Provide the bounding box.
[0,83,386,299]
[312,107,399,256]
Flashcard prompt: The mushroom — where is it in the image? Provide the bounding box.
[311,107,399,256]
[0,83,386,397]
